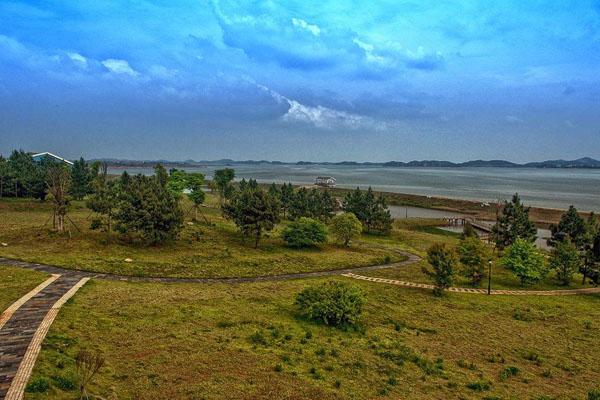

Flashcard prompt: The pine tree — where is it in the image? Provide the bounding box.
[70,157,91,200]
[550,240,582,286]
[280,183,294,219]
[423,243,457,295]
[87,163,119,239]
[0,155,7,198]
[548,206,587,249]
[491,193,537,249]
[342,187,392,234]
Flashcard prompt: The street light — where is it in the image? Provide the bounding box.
[487,260,492,295]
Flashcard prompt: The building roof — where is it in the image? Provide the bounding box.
[31,152,74,165]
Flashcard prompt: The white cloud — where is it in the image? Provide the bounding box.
[291,18,320,36]
[505,115,523,123]
[353,38,387,64]
[67,52,87,67]
[101,58,139,77]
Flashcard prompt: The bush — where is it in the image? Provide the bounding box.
[423,243,457,295]
[589,388,600,400]
[52,374,76,391]
[281,217,327,248]
[295,281,365,327]
[25,377,51,393]
[330,213,363,247]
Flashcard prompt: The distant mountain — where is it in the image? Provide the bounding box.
[93,157,600,169]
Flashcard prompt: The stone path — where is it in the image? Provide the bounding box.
[342,273,600,296]
[0,273,89,400]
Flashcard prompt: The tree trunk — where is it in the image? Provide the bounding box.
[254,230,260,249]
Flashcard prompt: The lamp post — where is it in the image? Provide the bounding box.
[487,260,492,295]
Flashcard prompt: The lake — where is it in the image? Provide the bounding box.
[108,164,600,212]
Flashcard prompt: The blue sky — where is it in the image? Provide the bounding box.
[1,0,599,162]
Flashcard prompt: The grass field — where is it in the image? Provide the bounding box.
[24,278,600,400]
[0,264,48,311]
[0,197,402,278]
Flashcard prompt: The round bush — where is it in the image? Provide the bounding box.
[282,217,327,248]
[295,281,365,327]
[330,213,362,247]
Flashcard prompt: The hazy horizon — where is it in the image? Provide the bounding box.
[1,1,600,162]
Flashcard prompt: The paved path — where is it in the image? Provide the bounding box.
[0,273,89,400]
[343,273,600,296]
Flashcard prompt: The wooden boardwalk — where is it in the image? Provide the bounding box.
[0,273,88,400]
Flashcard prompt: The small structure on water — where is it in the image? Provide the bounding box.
[315,176,336,187]
[31,152,73,166]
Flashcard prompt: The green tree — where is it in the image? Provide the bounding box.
[0,155,7,198]
[548,206,587,249]
[167,168,189,198]
[550,240,582,285]
[461,221,478,239]
[457,237,489,286]
[289,187,310,219]
[280,182,294,219]
[87,163,120,238]
[295,281,365,327]
[115,164,184,245]
[281,217,327,248]
[491,193,537,249]
[500,238,547,285]
[343,187,392,234]
[423,244,457,295]
[8,150,38,197]
[186,172,206,222]
[330,213,363,247]
[222,186,279,248]
[213,168,235,204]
[70,157,91,200]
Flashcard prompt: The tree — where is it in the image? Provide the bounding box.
[0,155,8,198]
[491,193,537,249]
[330,213,363,247]
[213,168,235,204]
[280,183,294,219]
[70,157,91,200]
[457,237,489,286]
[461,221,478,239]
[423,244,457,295]
[114,164,184,245]
[222,186,279,248]
[8,150,38,197]
[500,238,547,285]
[45,164,71,232]
[166,168,189,198]
[186,172,207,222]
[295,281,365,327]
[281,217,327,248]
[87,163,119,239]
[343,187,392,234]
[548,206,587,249]
[550,240,582,286]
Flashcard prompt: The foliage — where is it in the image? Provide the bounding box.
[548,205,588,249]
[0,155,8,197]
[281,217,327,248]
[70,157,92,200]
[25,377,51,393]
[423,243,457,295]
[213,168,235,204]
[186,172,206,220]
[501,238,548,285]
[222,185,280,248]
[289,188,335,221]
[491,193,537,249]
[589,388,600,400]
[461,221,478,239]
[87,163,120,237]
[114,164,184,245]
[343,187,392,234]
[550,240,582,285]
[295,281,365,327]
[457,237,489,286]
[330,213,363,246]
[279,182,295,218]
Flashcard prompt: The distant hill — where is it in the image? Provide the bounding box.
[93,157,600,169]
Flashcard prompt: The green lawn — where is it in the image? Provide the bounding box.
[0,197,402,279]
[25,278,600,400]
[0,264,49,311]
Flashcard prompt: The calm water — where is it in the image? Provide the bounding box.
[108,164,600,212]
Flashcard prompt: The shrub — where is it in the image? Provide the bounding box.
[52,374,76,391]
[466,380,491,391]
[249,330,268,346]
[550,240,582,285]
[25,377,51,393]
[589,388,600,400]
[281,217,327,248]
[295,281,365,327]
[500,366,520,380]
[457,237,489,286]
[330,213,363,246]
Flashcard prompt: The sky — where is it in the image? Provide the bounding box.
[1,0,600,162]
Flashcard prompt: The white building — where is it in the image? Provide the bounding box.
[315,176,336,187]
[31,152,74,166]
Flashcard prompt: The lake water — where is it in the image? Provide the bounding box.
[108,164,600,212]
